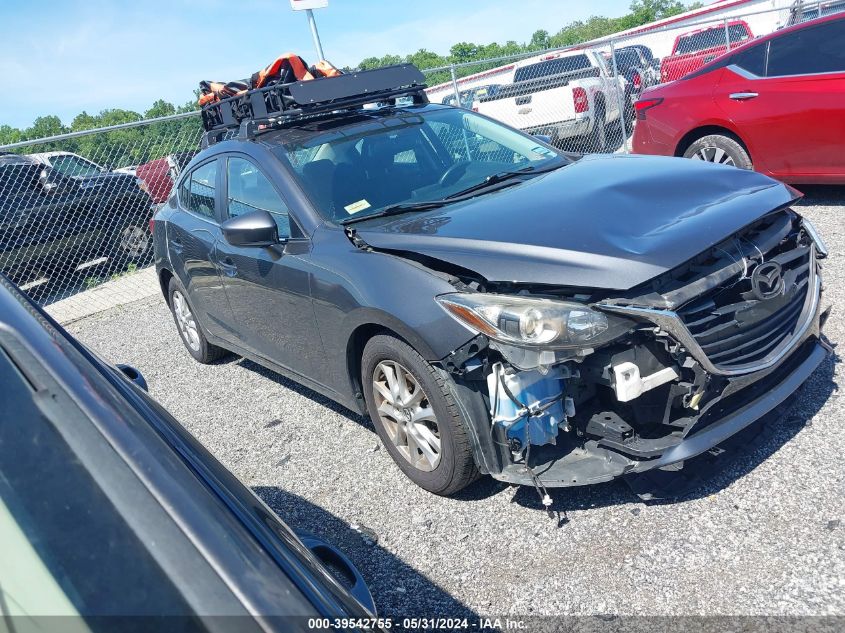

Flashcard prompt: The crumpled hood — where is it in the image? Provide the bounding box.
[356,154,800,290]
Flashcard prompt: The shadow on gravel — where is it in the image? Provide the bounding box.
[253,486,479,619]
[793,185,845,206]
[511,348,839,517]
[236,358,375,431]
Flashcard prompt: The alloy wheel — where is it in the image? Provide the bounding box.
[690,146,736,166]
[172,290,200,351]
[372,360,441,471]
[120,226,150,259]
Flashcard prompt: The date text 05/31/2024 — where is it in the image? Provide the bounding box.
[307,617,528,630]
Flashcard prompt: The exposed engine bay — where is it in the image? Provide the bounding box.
[437,209,829,491]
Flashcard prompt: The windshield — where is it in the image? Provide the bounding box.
[275,107,566,224]
[50,154,103,177]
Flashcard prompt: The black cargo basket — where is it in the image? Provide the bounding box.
[201,64,428,137]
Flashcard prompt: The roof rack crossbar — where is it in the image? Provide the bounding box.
[200,64,428,141]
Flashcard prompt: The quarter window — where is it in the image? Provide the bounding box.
[226,157,291,239]
[732,43,768,76]
[183,160,217,219]
[767,20,845,76]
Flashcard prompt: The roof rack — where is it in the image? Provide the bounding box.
[201,64,428,145]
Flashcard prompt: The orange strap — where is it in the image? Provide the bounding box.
[255,53,313,88]
[313,60,342,78]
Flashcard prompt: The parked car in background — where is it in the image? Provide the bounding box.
[115,164,138,176]
[0,153,154,286]
[787,0,845,25]
[155,66,829,497]
[136,151,198,205]
[612,45,659,112]
[660,20,753,83]
[441,84,501,110]
[0,274,377,624]
[633,13,845,184]
[475,50,627,151]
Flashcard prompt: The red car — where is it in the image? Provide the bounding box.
[135,151,196,204]
[660,20,753,83]
[633,13,845,185]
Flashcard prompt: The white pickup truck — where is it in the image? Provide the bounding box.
[473,50,628,152]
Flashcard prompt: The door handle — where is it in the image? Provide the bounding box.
[219,257,238,277]
[171,237,184,253]
[729,92,759,100]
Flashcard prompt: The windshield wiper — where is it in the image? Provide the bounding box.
[445,160,567,199]
[341,160,567,225]
[341,200,449,225]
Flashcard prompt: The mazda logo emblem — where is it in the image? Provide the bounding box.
[751,261,785,300]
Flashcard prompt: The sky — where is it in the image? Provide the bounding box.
[0,0,641,130]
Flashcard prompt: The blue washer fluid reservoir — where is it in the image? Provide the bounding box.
[486,363,566,447]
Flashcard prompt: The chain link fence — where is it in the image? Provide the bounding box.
[0,1,836,323]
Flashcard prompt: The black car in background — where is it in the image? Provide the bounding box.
[0,152,153,292]
[155,66,828,499]
[612,45,658,110]
[0,274,376,626]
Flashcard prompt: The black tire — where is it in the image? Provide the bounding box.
[361,334,478,495]
[167,277,228,364]
[586,101,607,153]
[682,134,752,170]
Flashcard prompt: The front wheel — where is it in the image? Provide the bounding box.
[361,334,478,495]
[683,134,752,170]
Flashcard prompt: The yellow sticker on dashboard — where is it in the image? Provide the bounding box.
[344,199,371,214]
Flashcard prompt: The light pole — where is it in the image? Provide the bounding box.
[306,8,325,60]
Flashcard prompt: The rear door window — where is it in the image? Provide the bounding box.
[767,19,845,76]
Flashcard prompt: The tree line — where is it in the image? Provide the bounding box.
[0,0,699,164]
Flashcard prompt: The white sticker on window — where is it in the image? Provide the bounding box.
[344,199,371,214]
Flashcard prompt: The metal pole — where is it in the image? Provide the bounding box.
[451,65,473,159]
[608,39,630,154]
[306,8,325,60]
[449,65,462,104]
[724,17,732,51]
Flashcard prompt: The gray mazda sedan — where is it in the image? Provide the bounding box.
[153,66,829,497]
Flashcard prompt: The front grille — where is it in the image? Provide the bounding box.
[676,235,813,371]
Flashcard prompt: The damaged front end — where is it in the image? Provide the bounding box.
[437,209,830,490]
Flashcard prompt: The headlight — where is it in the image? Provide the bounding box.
[802,217,827,258]
[436,293,633,349]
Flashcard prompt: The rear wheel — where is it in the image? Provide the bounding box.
[167,277,227,364]
[586,102,607,153]
[683,134,752,170]
[361,334,478,495]
[110,220,153,270]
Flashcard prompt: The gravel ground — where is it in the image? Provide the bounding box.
[69,187,845,618]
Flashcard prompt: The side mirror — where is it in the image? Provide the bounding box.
[534,134,553,145]
[38,169,59,194]
[116,364,149,391]
[221,209,279,247]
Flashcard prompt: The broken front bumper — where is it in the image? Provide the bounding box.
[491,336,827,488]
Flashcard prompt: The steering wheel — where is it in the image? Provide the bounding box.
[438,161,470,187]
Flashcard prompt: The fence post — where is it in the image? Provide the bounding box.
[449,65,461,105]
[608,39,630,154]
[723,17,732,51]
